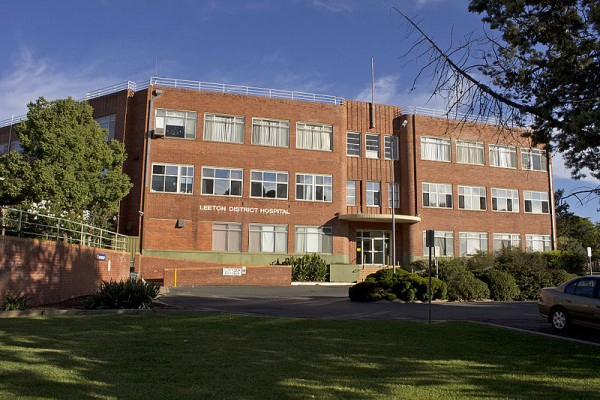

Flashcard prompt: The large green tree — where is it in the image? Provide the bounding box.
[0,97,132,229]
[394,0,599,182]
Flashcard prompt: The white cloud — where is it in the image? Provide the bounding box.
[551,152,600,184]
[310,0,356,13]
[354,74,447,109]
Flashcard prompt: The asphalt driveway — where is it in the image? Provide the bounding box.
[159,284,600,345]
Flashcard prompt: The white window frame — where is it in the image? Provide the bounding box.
[491,188,520,213]
[489,144,517,168]
[156,109,197,139]
[201,167,243,197]
[458,185,487,211]
[151,163,194,194]
[366,181,381,207]
[456,140,484,165]
[212,223,242,252]
[459,232,488,256]
[526,234,551,252]
[250,170,288,200]
[422,183,453,209]
[204,113,245,144]
[388,183,399,209]
[384,135,398,160]
[346,180,357,206]
[249,224,288,253]
[296,173,332,202]
[422,231,454,256]
[296,122,333,151]
[96,114,117,141]
[365,134,380,159]
[295,226,333,254]
[524,190,550,214]
[493,233,521,252]
[522,148,547,171]
[251,118,289,148]
[421,137,451,162]
[346,132,361,156]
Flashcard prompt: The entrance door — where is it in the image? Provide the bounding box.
[356,231,390,265]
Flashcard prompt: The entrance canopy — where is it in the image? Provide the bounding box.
[337,213,421,224]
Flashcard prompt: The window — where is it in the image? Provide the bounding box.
[526,234,551,252]
[151,164,194,194]
[295,226,333,253]
[10,141,22,153]
[524,191,549,214]
[346,132,361,156]
[156,109,197,139]
[250,170,288,199]
[388,183,399,208]
[458,186,487,211]
[384,136,398,160]
[251,118,289,147]
[366,134,380,158]
[493,233,521,252]
[249,224,287,253]
[212,223,242,252]
[422,183,453,208]
[201,167,243,196]
[422,231,454,256]
[522,148,547,171]
[296,122,332,151]
[204,113,245,143]
[489,144,517,168]
[456,140,484,165]
[491,188,519,212]
[96,114,116,141]
[459,232,488,256]
[296,173,332,202]
[346,180,357,206]
[421,137,451,161]
[366,181,381,206]
[0,144,7,155]
[564,279,597,298]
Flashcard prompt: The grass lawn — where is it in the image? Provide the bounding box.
[0,313,599,400]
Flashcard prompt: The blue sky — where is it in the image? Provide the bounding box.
[0,0,597,220]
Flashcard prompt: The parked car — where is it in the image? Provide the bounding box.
[538,275,600,331]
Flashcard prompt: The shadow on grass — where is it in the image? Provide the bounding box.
[0,314,598,399]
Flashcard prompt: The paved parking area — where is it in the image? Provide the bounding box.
[159,285,600,345]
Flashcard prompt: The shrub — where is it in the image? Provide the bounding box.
[349,281,387,302]
[466,252,495,274]
[282,254,328,282]
[85,278,160,309]
[494,250,553,300]
[3,292,31,311]
[544,250,588,274]
[548,269,577,287]
[478,270,520,301]
[447,271,490,301]
[437,257,469,282]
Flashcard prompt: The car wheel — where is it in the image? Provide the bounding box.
[550,308,569,331]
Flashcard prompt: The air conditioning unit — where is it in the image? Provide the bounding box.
[153,128,165,137]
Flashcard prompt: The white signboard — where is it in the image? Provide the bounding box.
[223,267,246,276]
[200,204,290,215]
[588,247,592,258]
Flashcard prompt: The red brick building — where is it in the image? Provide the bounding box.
[0,77,556,282]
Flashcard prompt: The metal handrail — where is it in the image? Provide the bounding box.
[0,207,127,251]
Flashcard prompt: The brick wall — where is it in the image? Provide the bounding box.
[0,236,130,306]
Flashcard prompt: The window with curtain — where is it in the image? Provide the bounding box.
[422,182,453,208]
[212,223,242,252]
[296,173,332,202]
[522,148,547,171]
[366,181,381,206]
[459,232,488,256]
[422,231,454,256]
[489,144,517,168]
[458,185,487,211]
[346,180,357,206]
[491,188,519,212]
[295,226,333,253]
[526,234,551,252]
[249,224,288,253]
[524,190,549,214]
[456,140,484,165]
[384,136,398,160]
[201,167,243,196]
[346,132,361,156]
[204,113,245,143]
[96,114,116,141]
[251,118,289,147]
[366,134,380,158]
[156,109,197,139]
[421,137,451,161]
[250,170,288,199]
[493,233,521,252]
[151,163,194,194]
[296,122,332,151]
[388,183,399,208]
